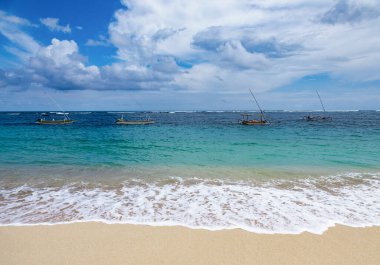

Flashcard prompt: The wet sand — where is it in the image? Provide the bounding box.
[0,223,379,265]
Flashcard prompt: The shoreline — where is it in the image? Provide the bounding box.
[0,220,379,235]
[1,223,379,265]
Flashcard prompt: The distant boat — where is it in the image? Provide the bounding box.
[35,118,74,125]
[36,111,74,124]
[35,94,74,125]
[240,89,269,125]
[115,113,155,125]
[240,113,268,125]
[305,90,331,121]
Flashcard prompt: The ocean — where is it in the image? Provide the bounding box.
[0,110,379,233]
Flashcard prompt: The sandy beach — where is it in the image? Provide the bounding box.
[0,223,379,265]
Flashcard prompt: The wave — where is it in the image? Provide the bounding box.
[0,173,379,234]
[49,112,69,115]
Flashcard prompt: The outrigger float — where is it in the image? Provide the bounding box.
[115,114,155,125]
[240,89,269,125]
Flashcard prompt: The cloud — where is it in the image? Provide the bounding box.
[85,35,110,47]
[320,0,380,25]
[105,0,380,93]
[85,34,111,47]
[85,39,110,47]
[0,10,176,91]
[0,11,41,59]
[40,17,71,33]
[152,27,185,41]
[1,1,380,98]
[17,38,100,90]
[1,36,178,91]
[216,40,270,70]
[0,10,36,27]
[192,26,301,58]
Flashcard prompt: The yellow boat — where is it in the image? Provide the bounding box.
[240,114,269,125]
[35,118,74,124]
[36,94,74,124]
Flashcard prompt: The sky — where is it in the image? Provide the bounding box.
[0,0,379,111]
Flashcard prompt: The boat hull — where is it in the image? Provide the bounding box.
[35,120,74,124]
[116,120,155,125]
[241,120,269,125]
[304,116,332,121]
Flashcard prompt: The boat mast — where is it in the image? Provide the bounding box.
[315,89,326,113]
[45,93,70,120]
[249,88,265,120]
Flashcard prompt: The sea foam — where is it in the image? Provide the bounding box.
[0,173,379,234]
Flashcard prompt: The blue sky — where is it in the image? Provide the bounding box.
[0,0,379,110]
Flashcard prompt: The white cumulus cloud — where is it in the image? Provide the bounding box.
[106,0,380,94]
[0,0,380,109]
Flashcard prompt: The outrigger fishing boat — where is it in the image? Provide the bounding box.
[35,94,74,124]
[35,116,74,124]
[115,113,155,125]
[240,89,269,125]
[35,113,74,125]
[304,90,331,121]
[240,113,268,125]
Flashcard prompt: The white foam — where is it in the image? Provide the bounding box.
[0,173,379,234]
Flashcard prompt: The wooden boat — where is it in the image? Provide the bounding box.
[35,113,74,125]
[240,89,269,125]
[240,114,268,125]
[35,94,74,124]
[304,90,331,121]
[304,115,331,121]
[35,118,74,124]
[115,114,155,125]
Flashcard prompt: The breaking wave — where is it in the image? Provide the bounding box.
[1,173,379,234]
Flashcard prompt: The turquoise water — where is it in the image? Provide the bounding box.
[1,111,379,171]
[0,111,379,233]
